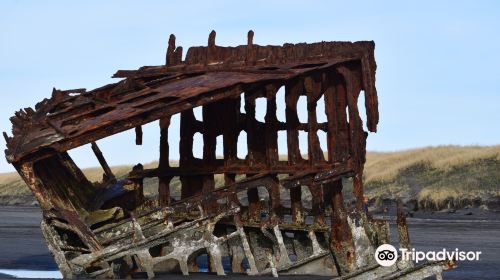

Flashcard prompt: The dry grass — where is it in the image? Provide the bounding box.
[1,145,499,209]
[364,145,500,209]
[365,145,500,183]
[0,171,27,196]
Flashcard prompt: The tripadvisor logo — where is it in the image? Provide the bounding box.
[375,244,398,266]
[374,244,482,266]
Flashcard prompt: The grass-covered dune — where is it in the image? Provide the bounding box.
[364,145,500,210]
[1,145,499,211]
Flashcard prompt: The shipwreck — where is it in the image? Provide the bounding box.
[4,31,454,279]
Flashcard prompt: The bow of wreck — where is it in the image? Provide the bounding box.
[4,31,453,279]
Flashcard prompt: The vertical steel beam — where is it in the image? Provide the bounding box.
[90,142,116,183]
[328,179,355,275]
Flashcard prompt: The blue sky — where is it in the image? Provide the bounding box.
[1,1,499,172]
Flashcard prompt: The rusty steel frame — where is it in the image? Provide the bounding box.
[4,31,452,279]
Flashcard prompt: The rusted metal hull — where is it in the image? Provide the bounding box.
[4,31,451,278]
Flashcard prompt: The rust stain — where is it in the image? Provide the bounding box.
[3,31,446,279]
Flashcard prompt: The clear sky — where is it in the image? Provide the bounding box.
[1,1,499,173]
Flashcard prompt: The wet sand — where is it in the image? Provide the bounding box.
[0,207,57,271]
[389,219,500,280]
[1,206,499,279]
